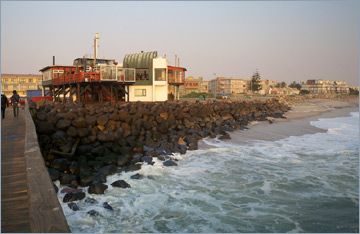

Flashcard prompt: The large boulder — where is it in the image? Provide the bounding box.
[36,121,56,135]
[97,115,109,126]
[88,181,108,194]
[163,160,178,167]
[111,180,131,188]
[62,191,86,203]
[51,158,70,172]
[98,165,117,176]
[56,119,71,129]
[72,117,87,128]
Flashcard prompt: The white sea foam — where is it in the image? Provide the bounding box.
[60,112,359,233]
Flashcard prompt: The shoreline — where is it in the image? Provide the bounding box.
[199,98,359,147]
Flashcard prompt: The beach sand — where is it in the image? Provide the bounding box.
[199,98,359,147]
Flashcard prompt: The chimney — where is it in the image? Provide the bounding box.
[53,56,55,65]
[175,55,177,67]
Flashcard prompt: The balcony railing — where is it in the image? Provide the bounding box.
[53,72,101,85]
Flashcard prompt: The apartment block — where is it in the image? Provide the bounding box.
[301,79,349,94]
[1,74,42,97]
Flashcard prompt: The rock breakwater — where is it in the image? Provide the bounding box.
[33,98,290,200]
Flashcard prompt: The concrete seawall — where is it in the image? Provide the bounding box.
[24,102,70,233]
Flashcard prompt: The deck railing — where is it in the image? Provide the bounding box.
[53,72,101,85]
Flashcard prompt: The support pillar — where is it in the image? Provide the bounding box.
[110,84,113,103]
[77,83,80,103]
[69,85,73,103]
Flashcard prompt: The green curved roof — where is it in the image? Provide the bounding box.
[123,51,157,69]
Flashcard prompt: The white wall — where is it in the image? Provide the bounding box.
[129,85,153,102]
[155,85,168,101]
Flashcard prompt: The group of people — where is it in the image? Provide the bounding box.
[1,90,20,119]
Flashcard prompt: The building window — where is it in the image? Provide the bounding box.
[135,89,146,97]
[4,79,8,83]
[21,79,25,82]
[155,68,166,81]
[12,79,16,83]
[28,79,33,83]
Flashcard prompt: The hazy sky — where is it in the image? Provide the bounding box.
[1,1,359,86]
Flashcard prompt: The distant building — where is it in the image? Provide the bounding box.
[301,79,349,94]
[208,77,249,96]
[179,76,208,96]
[1,74,42,97]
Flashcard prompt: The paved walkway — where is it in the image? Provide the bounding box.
[1,108,31,233]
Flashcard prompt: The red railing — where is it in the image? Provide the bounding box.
[53,72,101,85]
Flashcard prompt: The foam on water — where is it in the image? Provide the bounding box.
[60,112,359,233]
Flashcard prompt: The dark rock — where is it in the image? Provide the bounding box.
[103,202,113,211]
[141,156,153,164]
[53,183,59,193]
[66,126,78,137]
[88,181,108,194]
[163,160,178,167]
[59,173,77,185]
[111,180,131,188]
[87,210,102,217]
[63,191,86,202]
[98,132,115,142]
[97,114,109,126]
[76,145,93,154]
[117,155,128,167]
[68,202,79,211]
[48,168,60,181]
[51,158,70,172]
[36,121,56,134]
[77,128,89,138]
[85,115,97,126]
[125,164,142,172]
[98,165,117,176]
[85,198,97,204]
[56,119,72,129]
[130,173,144,180]
[102,155,117,165]
[72,117,87,128]
[79,174,99,187]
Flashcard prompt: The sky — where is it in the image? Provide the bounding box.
[1,1,359,86]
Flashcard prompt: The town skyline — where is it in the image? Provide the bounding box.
[1,1,359,86]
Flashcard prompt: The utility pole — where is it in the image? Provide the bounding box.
[94,32,99,69]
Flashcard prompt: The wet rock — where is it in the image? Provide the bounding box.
[98,165,117,176]
[103,202,113,211]
[97,115,109,126]
[163,160,178,167]
[125,164,142,172]
[88,181,108,194]
[59,173,77,185]
[130,173,144,180]
[85,198,97,204]
[111,180,131,188]
[48,168,60,181]
[68,202,79,211]
[63,191,86,202]
[141,156,153,164]
[87,210,102,217]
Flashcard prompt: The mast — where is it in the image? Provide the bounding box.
[94,32,99,68]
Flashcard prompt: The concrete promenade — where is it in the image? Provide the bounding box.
[1,108,31,232]
[1,105,70,233]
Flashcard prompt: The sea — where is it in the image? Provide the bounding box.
[58,110,359,233]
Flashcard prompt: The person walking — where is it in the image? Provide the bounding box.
[10,90,20,117]
[1,93,9,119]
